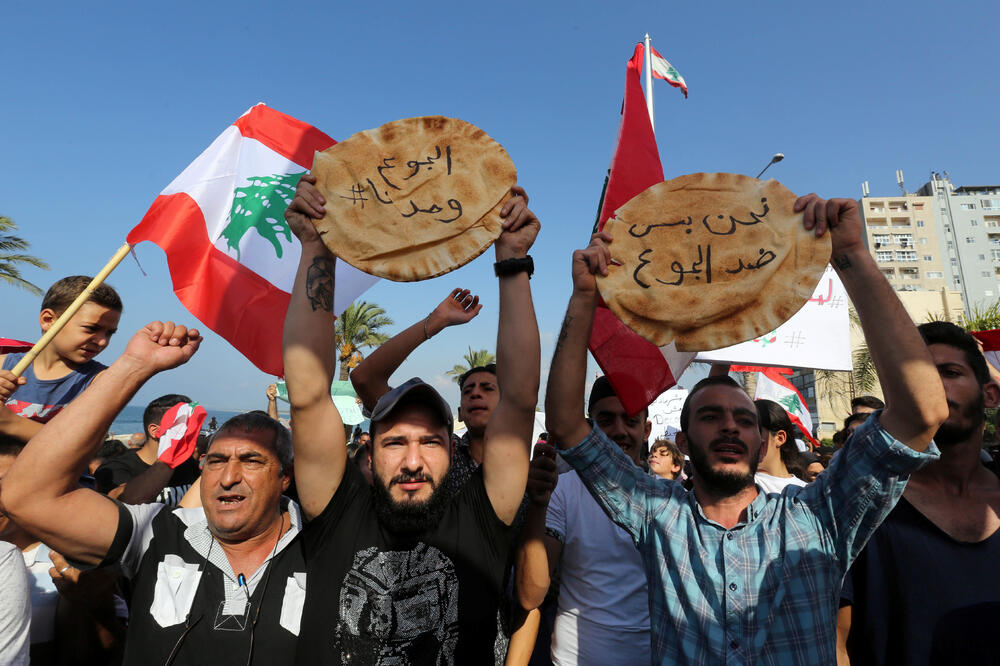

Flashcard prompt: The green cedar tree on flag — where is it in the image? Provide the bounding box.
[128,104,378,376]
[649,47,688,98]
[753,367,820,448]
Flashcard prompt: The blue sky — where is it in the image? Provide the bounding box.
[2,0,997,412]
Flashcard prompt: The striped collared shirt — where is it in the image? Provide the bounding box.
[561,414,938,665]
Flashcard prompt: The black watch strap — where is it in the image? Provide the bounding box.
[494,256,534,279]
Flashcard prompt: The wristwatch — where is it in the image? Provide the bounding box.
[494,256,534,279]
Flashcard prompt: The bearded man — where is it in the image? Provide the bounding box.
[281,175,540,664]
[544,194,948,664]
[839,321,1000,665]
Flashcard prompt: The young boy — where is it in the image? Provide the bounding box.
[648,438,684,480]
[0,276,122,443]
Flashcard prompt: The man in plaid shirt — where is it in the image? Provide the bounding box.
[544,194,949,664]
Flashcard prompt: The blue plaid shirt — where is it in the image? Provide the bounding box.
[561,413,938,665]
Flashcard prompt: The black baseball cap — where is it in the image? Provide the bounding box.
[369,378,454,434]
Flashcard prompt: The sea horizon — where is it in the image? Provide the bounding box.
[108,403,289,438]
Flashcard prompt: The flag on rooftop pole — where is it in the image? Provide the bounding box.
[588,42,695,416]
[128,104,378,376]
[649,47,688,98]
[753,368,820,448]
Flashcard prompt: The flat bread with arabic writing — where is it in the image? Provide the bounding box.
[597,172,831,351]
[311,116,516,281]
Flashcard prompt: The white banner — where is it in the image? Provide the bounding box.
[646,387,689,447]
[696,265,851,371]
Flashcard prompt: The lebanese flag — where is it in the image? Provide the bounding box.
[649,47,688,98]
[588,43,695,416]
[156,401,208,468]
[753,368,819,448]
[128,104,378,376]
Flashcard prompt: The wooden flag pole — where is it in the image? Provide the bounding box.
[11,242,133,378]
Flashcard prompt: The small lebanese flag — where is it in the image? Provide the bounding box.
[128,104,379,376]
[754,368,819,448]
[156,402,208,468]
[649,47,688,98]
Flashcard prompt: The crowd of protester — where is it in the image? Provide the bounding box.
[0,185,997,665]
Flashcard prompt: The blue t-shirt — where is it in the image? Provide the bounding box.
[2,352,105,423]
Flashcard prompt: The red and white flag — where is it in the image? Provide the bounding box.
[128,104,378,376]
[971,329,1000,377]
[753,368,819,448]
[0,338,33,354]
[156,401,207,468]
[649,47,688,98]
[589,43,695,416]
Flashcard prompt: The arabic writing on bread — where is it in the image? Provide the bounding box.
[338,144,464,224]
[630,198,778,288]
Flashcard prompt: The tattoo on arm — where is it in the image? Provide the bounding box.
[555,315,574,353]
[833,254,852,270]
[306,257,335,312]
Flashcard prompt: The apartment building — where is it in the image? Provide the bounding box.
[861,192,948,293]
[860,172,1000,311]
[916,174,1000,312]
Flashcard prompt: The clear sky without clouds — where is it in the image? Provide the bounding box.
[1,0,996,413]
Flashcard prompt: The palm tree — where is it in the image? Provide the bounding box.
[335,301,393,381]
[815,306,878,402]
[446,347,496,382]
[961,299,1000,332]
[0,216,49,295]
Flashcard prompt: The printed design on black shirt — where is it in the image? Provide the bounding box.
[336,543,459,664]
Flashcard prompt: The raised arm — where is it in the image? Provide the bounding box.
[282,174,348,520]
[515,442,562,610]
[351,288,482,412]
[483,186,541,524]
[545,233,612,449]
[266,383,280,420]
[0,322,200,565]
[797,196,947,450]
[116,461,174,504]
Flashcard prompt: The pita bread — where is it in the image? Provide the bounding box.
[597,173,831,351]
[311,116,516,281]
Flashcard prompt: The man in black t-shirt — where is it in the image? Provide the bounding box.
[95,393,200,505]
[282,176,540,664]
[840,322,1000,664]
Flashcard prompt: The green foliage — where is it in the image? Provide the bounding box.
[985,407,998,445]
[335,301,393,381]
[815,306,878,403]
[446,347,496,382]
[0,216,49,295]
[852,345,878,393]
[960,300,1000,332]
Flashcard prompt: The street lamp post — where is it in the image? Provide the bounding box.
[755,153,785,179]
